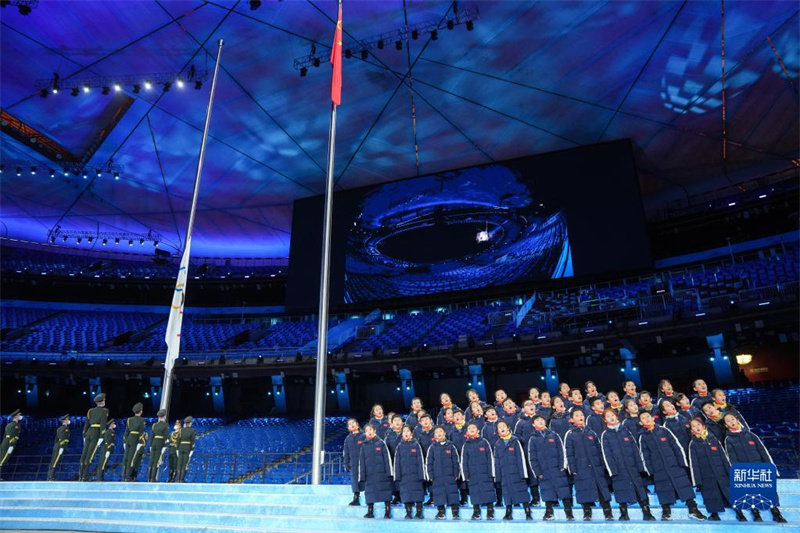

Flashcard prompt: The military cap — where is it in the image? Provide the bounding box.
[10,409,21,417]
[60,414,70,421]
[132,402,144,413]
[183,416,193,424]
[157,409,167,417]
[94,393,106,403]
[106,419,116,427]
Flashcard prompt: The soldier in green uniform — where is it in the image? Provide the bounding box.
[168,419,181,482]
[0,409,22,479]
[176,416,196,483]
[79,393,109,481]
[122,402,145,481]
[97,419,116,481]
[147,409,170,482]
[47,414,71,481]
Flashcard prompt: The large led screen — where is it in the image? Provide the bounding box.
[286,140,651,310]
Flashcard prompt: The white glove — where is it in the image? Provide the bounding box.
[97,438,104,447]
[105,451,110,459]
[189,451,194,459]
[57,448,63,456]
[6,446,13,454]
[135,443,142,453]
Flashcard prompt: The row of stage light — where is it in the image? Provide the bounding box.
[0,164,122,180]
[39,78,203,98]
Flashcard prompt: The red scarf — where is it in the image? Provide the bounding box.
[641,420,656,431]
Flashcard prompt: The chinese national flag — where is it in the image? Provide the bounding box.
[330,3,342,106]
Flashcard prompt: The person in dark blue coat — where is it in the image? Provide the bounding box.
[413,414,436,453]
[622,379,638,404]
[480,407,500,447]
[393,425,426,520]
[527,415,574,521]
[500,398,520,427]
[606,390,624,416]
[723,413,787,523]
[425,426,461,520]
[621,399,641,436]
[690,379,712,416]
[368,404,390,440]
[494,420,533,520]
[537,392,553,420]
[637,411,705,520]
[638,391,662,426]
[358,423,394,519]
[584,381,607,409]
[467,402,485,431]
[405,397,424,430]
[564,410,613,521]
[586,398,607,436]
[702,401,749,441]
[493,389,508,413]
[460,423,496,520]
[448,410,468,505]
[660,399,691,453]
[600,409,655,521]
[548,397,571,439]
[343,418,366,506]
[569,389,591,418]
[436,393,459,426]
[513,400,539,506]
[688,418,746,522]
[656,379,678,410]
[384,415,404,505]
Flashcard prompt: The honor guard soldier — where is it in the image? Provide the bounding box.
[0,409,22,478]
[168,419,182,482]
[80,393,109,481]
[47,414,70,481]
[122,402,145,481]
[130,431,148,481]
[176,416,196,482]
[97,419,116,481]
[147,409,170,482]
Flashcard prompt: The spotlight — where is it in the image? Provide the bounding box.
[71,87,79,96]
[162,81,171,92]
[144,81,152,90]
[102,238,107,246]
[176,79,184,89]
[50,236,55,243]
[395,40,402,50]
[411,29,419,40]
[153,240,159,247]
[194,80,202,90]
[76,237,82,244]
[466,20,474,31]
[114,237,120,245]
[299,67,307,77]
[360,49,368,60]
[39,88,48,98]
[49,169,55,178]
[87,236,93,243]
[30,166,36,175]
[82,171,88,179]
[377,39,384,49]
[96,168,102,177]
[83,85,90,93]
[139,238,145,245]
[63,169,69,176]
[313,57,320,67]
[133,84,141,93]
[52,87,58,94]
[62,236,67,242]
[128,239,133,246]
[15,167,21,176]
[114,83,122,92]
[114,172,120,180]
[344,49,351,59]
[101,86,110,95]
[18,4,31,15]
[447,19,454,30]
[431,29,438,40]
[249,0,261,9]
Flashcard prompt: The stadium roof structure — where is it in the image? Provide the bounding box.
[0,0,797,258]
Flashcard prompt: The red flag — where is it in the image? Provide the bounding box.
[330,3,342,106]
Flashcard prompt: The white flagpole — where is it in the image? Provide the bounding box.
[311,0,342,485]
[160,39,224,414]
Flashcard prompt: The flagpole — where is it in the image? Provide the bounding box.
[160,39,224,415]
[311,0,342,486]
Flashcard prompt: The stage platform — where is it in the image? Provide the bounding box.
[1,480,797,532]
